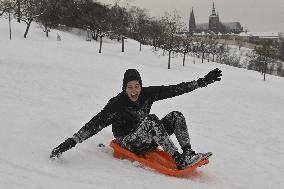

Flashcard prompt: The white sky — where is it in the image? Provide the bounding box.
[96,0,284,32]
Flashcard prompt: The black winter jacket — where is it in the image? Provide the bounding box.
[73,81,200,143]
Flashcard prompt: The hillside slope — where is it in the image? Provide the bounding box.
[0,18,284,189]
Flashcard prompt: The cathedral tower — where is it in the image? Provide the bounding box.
[209,2,220,33]
[188,8,196,35]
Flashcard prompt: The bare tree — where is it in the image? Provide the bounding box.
[196,37,209,63]
[276,62,283,76]
[0,1,15,40]
[179,35,193,66]
[189,36,201,64]
[0,0,17,17]
[18,0,45,38]
[36,0,61,37]
[215,44,226,63]
[207,35,219,62]
[148,19,164,51]
[160,10,185,69]
[235,35,244,50]
[278,36,284,61]
[128,6,151,51]
[16,0,22,22]
[253,41,277,81]
[2,0,23,22]
[109,3,130,40]
[0,0,9,16]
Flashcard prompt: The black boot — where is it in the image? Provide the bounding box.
[181,144,193,153]
[182,144,213,161]
[173,146,203,170]
[172,151,183,170]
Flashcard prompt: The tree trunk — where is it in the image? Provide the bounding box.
[24,20,33,38]
[168,50,171,69]
[263,61,268,81]
[44,26,49,37]
[99,36,103,53]
[202,52,205,63]
[140,42,142,52]
[45,27,49,37]
[263,72,266,81]
[17,0,21,23]
[122,37,125,52]
[9,12,12,40]
[183,52,186,66]
[153,39,157,51]
[213,54,215,62]
[91,32,98,41]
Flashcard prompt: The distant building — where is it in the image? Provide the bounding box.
[189,2,243,34]
[188,8,196,35]
[208,2,220,33]
[239,32,282,45]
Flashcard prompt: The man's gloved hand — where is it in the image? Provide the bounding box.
[50,137,77,159]
[197,68,222,87]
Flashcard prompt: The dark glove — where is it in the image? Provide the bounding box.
[197,68,222,87]
[50,138,77,159]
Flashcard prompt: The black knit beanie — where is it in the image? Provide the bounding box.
[122,69,142,91]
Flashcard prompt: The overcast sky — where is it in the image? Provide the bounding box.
[96,0,284,32]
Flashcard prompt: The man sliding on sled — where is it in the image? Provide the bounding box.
[50,68,222,170]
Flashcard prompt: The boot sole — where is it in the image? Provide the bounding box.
[202,152,213,160]
[186,154,204,167]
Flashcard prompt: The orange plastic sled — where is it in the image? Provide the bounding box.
[110,139,209,176]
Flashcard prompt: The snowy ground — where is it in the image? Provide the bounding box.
[0,18,284,189]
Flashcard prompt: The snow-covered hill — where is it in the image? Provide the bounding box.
[0,18,284,189]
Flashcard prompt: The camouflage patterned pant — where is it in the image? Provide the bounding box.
[117,111,191,156]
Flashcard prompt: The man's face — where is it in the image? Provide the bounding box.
[125,80,141,102]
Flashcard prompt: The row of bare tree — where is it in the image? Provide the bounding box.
[1,0,283,79]
[1,0,44,38]
[248,40,284,80]
[0,1,226,62]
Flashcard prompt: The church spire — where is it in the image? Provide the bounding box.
[209,2,220,34]
[189,7,196,34]
[212,2,217,16]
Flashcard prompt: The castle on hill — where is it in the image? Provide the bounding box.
[189,2,243,34]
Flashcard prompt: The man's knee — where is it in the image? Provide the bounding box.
[146,114,160,122]
[170,111,186,120]
[144,114,162,136]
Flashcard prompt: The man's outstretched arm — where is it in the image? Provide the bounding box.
[50,99,118,159]
[148,68,222,102]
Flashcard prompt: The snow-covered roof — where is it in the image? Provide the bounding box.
[222,22,242,30]
[239,32,281,38]
[196,22,242,31]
